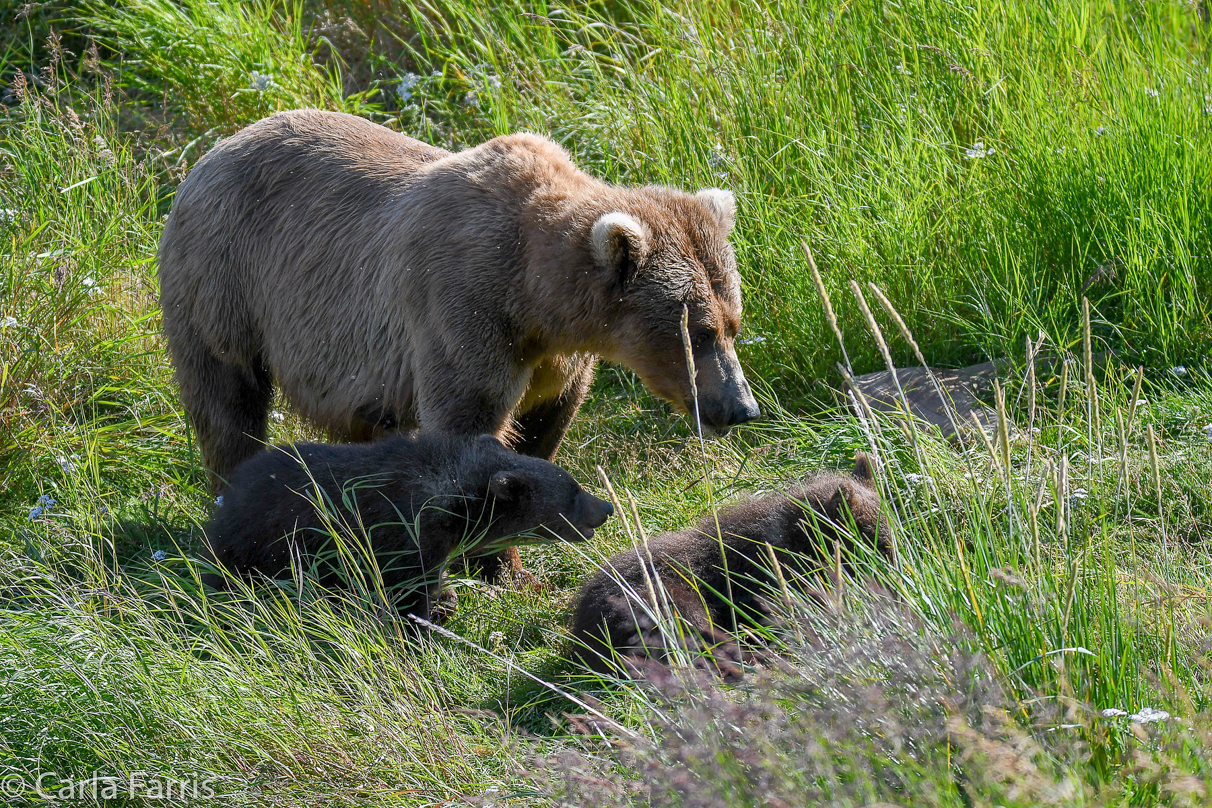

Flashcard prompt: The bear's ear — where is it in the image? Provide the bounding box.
[827,485,858,526]
[852,452,877,486]
[489,470,529,502]
[590,212,649,284]
[695,188,736,232]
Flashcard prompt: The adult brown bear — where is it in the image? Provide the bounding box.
[158,110,759,573]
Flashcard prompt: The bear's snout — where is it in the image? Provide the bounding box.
[695,345,761,432]
[566,493,614,540]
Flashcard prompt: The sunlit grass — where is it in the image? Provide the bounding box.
[2,1,1212,804]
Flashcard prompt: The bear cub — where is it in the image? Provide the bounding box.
[203,433,613,620]
[570,454,891,681]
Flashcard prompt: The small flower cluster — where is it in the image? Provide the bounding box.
[1102,706,1170,724]
[28,494,56,520]
[396,72,420,104]
[964,140,995,159]
[93,134,115,167]
[249,71,274,92]
[152,550,168,563]
[464,68,503,108]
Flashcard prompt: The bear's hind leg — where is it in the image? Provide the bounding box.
[174,341,274,490]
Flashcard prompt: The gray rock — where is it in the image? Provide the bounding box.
[843,362,1006,440]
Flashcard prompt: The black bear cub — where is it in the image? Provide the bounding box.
[202,433,613,620]
[570,454,891,681]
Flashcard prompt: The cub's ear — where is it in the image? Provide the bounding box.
[695,188,736,232]
[852,452,877,486]
[590,212,649,284]
[489,471,529,502]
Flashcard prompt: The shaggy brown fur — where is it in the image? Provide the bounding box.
[157,109,759,491]
[201,433,613,620]
[569,454,892,681]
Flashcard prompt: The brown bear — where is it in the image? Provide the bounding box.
[157,109,759,487]
[569,454,891,681]
[201,433,613,621]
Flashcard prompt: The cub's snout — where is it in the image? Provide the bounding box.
[565,493,614,540]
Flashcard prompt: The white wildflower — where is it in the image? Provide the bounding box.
[738,334,766,345]
[905,473,932,487]
[488,631,506,648]
[0,208,17,223]
[1170,365,1188,377]
[396,72,420,103]
[894,63,910,75]
[484,74,501,91]
[250,71,274,92]
[1095,126,1106,136]
[270,410,285,422]
[1203,424,1212,439]
[81,277,101,296]
[964,140,995,159]
[2,316,17,329]
[1130,707,1169,724]
[93,134,115,166]
[1101,708,1128,718]
[57,455,79,474]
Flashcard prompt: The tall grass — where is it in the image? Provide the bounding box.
[319,0,1212,400]
[2,1,1212,805]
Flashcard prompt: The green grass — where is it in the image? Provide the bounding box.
[2,1,1212,804]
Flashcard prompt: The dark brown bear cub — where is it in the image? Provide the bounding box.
[570,454,891,681]
[203,433,613,620]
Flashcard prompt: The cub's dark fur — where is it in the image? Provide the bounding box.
[570,454,891,681]
[203,433,612,619]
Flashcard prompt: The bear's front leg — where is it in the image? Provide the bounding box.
[415,364,535,586]
[512,356,597,460]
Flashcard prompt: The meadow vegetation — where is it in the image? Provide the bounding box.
[1,0,1211,804]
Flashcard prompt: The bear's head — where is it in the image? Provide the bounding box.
[588,186,761,433]
[795,452,894,564]
[461,435,614,551]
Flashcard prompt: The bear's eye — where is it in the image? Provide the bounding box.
[691,328,715,352]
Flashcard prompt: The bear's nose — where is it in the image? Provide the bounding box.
[726,398,761,426]
[585,496,613,528]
